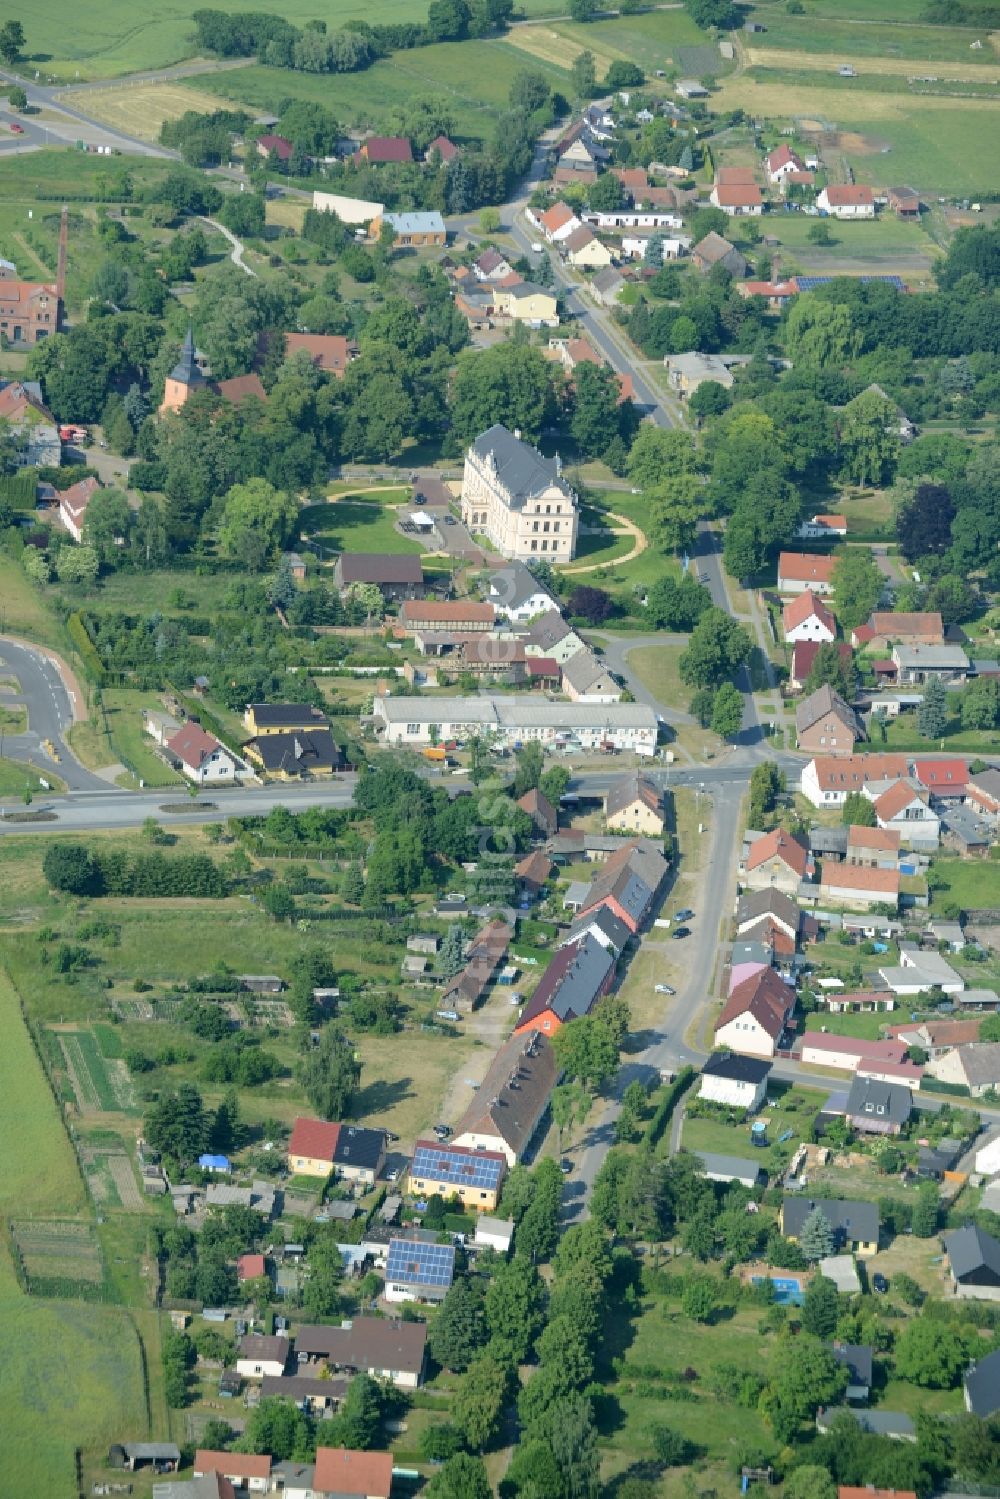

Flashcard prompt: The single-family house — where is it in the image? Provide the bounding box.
[294,1316,427,1389]
[284,333,359,377]
[332,553,424,601]
[800,753,908,809]
[714,968,795,1058]
[237,1253,266,1284]
[441,919,512,1012]
[795,513,848,541]
[559,907,631,958]
[355,135,413,164]
[245,729,344,779]
[743,827,811,894]
[928,1042,1000,1097]
[384,1235,456,1303]
[287,1118,386,1184]
[590,267,627,306]
[710,180,764,216]
[695,1152,762,1187]
[821,988,896,1014]
[737,279,799,309]
[514,932,616,1038]
[965,1349,1000,1418]
[893,642,969,686]
[781,1195,880,1255]
[236,1333,290,1380]
[778,551,837,595]
[729,940,773,993]
[561,223,615,269]
[699,1052,771,1111]
[605,773,665,836]
[165,723,241,786]
[665,351,741,395]
[517,786,559,839]
[488,560,558,622]
[766,144,806,183]
[945,1224,1000,1300]
[914,758,969,801]
[312,1447,393,1499]
[845,1073,912,1135]
[257,133,293,162]
[474,248,515,282]
[734,888,802,952]
[426,134,459,162]
[817,184,876,219]
[819,862,900,911]
[383,210,446,247]
[831,1344,874,1404]
[577,839,668,932]
[194,1452,271,1494]
[244,703,329,737]
[692,231,748,278]
[887,185,921,219]
[475,1216,515,1253]
[561,647,621,703]
[783,590,836,646]
[796,685,865,756]
[58,475,101,543]
[453,1029,557,1166]
[870,778,940,847]
[409,1140,507,1212]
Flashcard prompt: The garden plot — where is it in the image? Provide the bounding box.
[12,1220,105,1294]
[58,1030,137,1114]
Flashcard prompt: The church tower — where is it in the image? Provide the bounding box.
[159,327,205,415]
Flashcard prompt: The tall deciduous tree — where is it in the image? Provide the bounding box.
[297,1029,361,1119]
[832,547,882,630]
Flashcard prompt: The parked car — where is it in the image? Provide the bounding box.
[674,908,695,922]
[671,926,691,940]
[872,1273,889,1294]
[9,122,24,135]
[654,983,675,995]
[560,1158,572,1174]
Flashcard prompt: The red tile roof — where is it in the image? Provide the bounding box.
[821,863,900,896]
[914,758,968,791]
[289,1116,340,1162]
[237,1253,266,1281]
[874,779,928,821]
[767,144,804,173]
[717,166,756,186]
[714,183,764,208]
[746,827,809,877]
[258,133,294,161]
[824,184,875,206]
[801,1032,908,1062]
[215,373,267,404]
[540,202,577,234]
[313,1446,393,1498]
[869,611,943,640]
[810,754,908,794]
[716,968,793,1041]
[166,722,225,772]
[196,1452,272,1481]
[358,135,412,163]
[782,589,835,636]
[847,824,900,852]
[58,475,101,524]
[285,333,357,376]
[778,551,837,586]
[792,641,852,683]
[427,134,458,160]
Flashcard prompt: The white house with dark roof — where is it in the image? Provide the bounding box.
[461,424,579,562]
[699,1052,771,1111]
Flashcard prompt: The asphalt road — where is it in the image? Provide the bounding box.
[0,68,177,158]
[0,636,110,791]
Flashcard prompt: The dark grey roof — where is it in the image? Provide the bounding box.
[518,932,614,1028]
[333,1125,385,1172]
[261,1373,348,1403]
[796,683,864,737]
[702,1052,772,1085]
[249,702,326,728]
[562,907,631,955]
[604,771,661,821]
[695,1151,762,1183]
[526,608,573,650]
[966,1349,1000,1417]
[831,1342,873,1386]
[810,826,848,856]
[945,1223,1000,1283]
[294,1315,427,1375]
[732,941,772,966]
[490,560,557,612]
[561,648,614,694]
[337,553,424,584]
[470,425,572,510]
[249,729,345,774]
[943,805,991,847]
[169,326,203,386]
[817,1408,915,1439]
[238,1334,290,1365]
[735,888,801,931]
[846,1074,912,1126]
[971,768,1000,803]
[782,1195,880,1246]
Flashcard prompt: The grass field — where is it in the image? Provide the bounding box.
[0,555,65,649]
[300,492,426,557]
[742,10,1000,65]
[62,80,236,141]
[928,856,1000,913]
[711,75,1000,196]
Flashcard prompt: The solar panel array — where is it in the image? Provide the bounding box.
[411,1144,505,1191]
[386,1237,456,1287]
[795,275,905,292]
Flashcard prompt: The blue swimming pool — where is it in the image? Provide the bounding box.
[751,1274,805,1305]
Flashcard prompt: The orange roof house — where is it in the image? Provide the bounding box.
[313,1446,393,1499]
[777,551,837,594]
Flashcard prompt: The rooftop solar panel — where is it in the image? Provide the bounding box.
[386,1238,456,1288]
[410,1145,505,1191]
[795,275,904,292]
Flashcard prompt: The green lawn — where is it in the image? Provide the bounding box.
[929,857,1000,914]
[0,757,66,796]
[768,212,940,263]
[880,710,1000,756]
[742,8,1000,63]
[681,1084,828,1178]
[300,494,426,558]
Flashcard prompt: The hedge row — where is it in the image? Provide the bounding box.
[647,1065,697,1148]
[67,611,107,684]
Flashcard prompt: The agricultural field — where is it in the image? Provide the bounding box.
[61,80,237,142]
[762,211,941,281]
[507,8,707,76]
[711,73,1000,197]
[741,9,1000,65]
[17,0,569,81]
[11,1218,106,1291]
[57,1027,138,1114]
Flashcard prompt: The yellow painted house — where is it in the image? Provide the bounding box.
[409,1140,507,1212]
[244,703,329,737]
[496,283,559,327]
